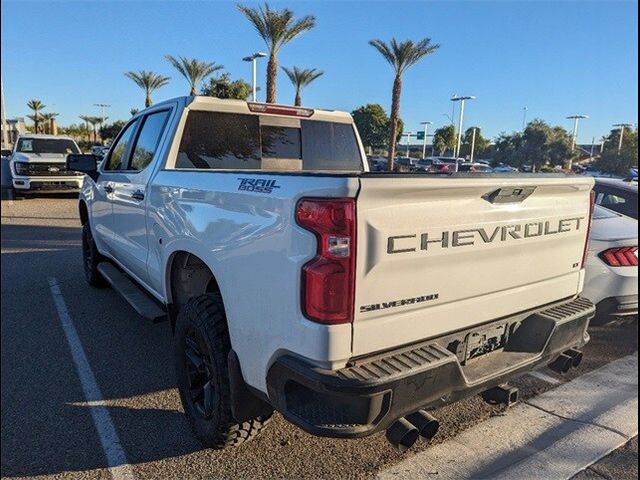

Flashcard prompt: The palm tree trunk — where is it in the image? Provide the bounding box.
[190,84,197,96]
[266,54,277,103]
[388,75,402,170]
[145,90,152,108]
[294,87,301,106]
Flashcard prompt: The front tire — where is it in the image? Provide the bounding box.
[174,293,272,449]
[82,223,106,287]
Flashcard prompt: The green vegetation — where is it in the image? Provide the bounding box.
[165,55,223,96]
[26,99,45,133]
[99,120,126,143]
[201,73,253,100]
[493,120,575,171]
[595,127,638,176]
[237,2,316,103]
[369,38,440,170]
[459,126,490,158]
[351,103,403,153]
[124,70,170,107]
[433,125,456,155]
[281,66,323,106]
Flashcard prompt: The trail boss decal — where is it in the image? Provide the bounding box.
[360,293,439,313]
[387,217,586,254]
[237,178,281,194]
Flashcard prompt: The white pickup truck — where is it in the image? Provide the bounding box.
[9,134,84,195]
[68,96,596,452]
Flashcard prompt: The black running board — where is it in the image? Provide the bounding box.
[97,262,166,322]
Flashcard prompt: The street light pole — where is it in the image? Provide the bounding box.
[94,103,111,124]
[1,76,8,147]
[566,114,588,170]
[405,132,413,157]
[420,121,432,159]
[243,52,267,102]
[470,127,477,162]
[522,106,528,131]
[451,95,475,158]
[613,123,632,155]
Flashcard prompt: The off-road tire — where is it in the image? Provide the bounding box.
[82,223,107,287]
[174,293,272,449]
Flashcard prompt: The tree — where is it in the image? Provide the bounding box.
[130,108,139,116]
[237,2,316,103]
[165,55,223,96]
[433,125,456,155]
[352,104,389,152]
[40,112,59,134]
[493,120,575,170]
[27,99,45,133]
[369,37,440,170]
[85,116,104,143]
[99,120,126,143]
[459,126,489,158]
[596,127,638,175]
[124,70,170,107]
[201,73,253,100]
[79,115,92,140]
[281,66,323,106]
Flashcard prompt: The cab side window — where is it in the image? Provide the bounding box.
[105,120,139,171]
[129,111,171,171]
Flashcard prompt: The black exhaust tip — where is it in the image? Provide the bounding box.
[548,353,573,374]
[386,418,420,453]
[565,348,583,368]
[405,410,440,440]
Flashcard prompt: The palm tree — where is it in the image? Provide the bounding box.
[86,116,104,143]
[237,3,316,103]
[281,66,323,106]
[124,70,170,107]
[165,55,222,96]
[130,108,139,116]
[27,99,45,133]
[40,112,59,134]
[369,38,440,169]
[79,115,92,141]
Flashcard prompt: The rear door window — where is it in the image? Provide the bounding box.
[176,111,361,171]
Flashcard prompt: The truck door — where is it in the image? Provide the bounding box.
[108,109,171,287]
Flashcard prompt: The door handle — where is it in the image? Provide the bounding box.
[131,190,145,201]
[104,185,114,193]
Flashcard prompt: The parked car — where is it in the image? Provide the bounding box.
[458,162,493,173]
[368,156,388,172]
[68,96,596,452]
[8,134,84,195]
[394,156,418,171]
[415,157,434,172]
[593,177,638,219]
[430,157,462,173]
[493,163,519,173]
[582,205,638,322]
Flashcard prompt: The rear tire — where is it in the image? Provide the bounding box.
[174,293,272,449]
[82,223,107,287]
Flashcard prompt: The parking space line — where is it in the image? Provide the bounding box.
[528,370,562,385]
[48,277,136,480]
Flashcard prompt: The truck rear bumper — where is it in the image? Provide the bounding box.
[266,296,594,439]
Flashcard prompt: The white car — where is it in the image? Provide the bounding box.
[582,205,638,321]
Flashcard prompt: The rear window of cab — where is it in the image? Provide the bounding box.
[175,111,362,172]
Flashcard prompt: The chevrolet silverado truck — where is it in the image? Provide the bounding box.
[67,96,596,452]
[9,134,84,195]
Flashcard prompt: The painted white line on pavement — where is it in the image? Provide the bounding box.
[528,370,562,385]
[378,353,638,480]
[48,277,136,480]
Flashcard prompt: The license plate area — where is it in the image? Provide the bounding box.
[453,323,510,365]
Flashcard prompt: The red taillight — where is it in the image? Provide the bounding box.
[581,190,596,268]
[600,246,638,267]
[247,102,314,117]
[296,198,356,325]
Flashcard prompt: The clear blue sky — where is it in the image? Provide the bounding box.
[1,0,638,143]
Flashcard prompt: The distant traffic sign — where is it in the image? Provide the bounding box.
[416,131,425,140]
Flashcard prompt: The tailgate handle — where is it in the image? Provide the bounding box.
[483,186,536,204]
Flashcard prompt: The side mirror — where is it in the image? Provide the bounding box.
[67,154,99,180]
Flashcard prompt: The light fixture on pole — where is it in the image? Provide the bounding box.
[94,103,111,124]
[451,95,475,158]
[420,121,432,159]
[613,123,633,155]
[243,52,267,102]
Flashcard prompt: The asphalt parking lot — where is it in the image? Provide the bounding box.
[1,195,638,480]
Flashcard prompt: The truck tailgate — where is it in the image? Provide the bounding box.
[353,175,594,357]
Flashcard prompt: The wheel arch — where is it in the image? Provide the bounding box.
[78,200,89,226]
